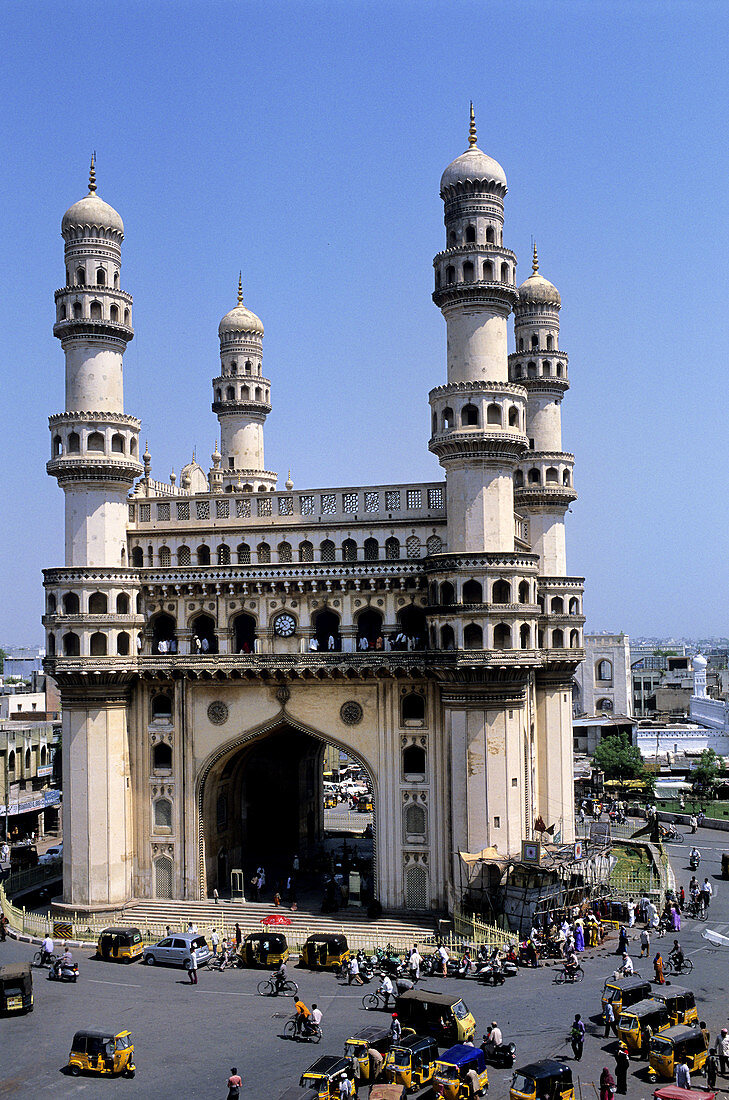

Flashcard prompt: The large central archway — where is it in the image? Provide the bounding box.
[198,720,376,908]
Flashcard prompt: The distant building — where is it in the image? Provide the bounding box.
[0,719,61,841]
[573,633,631,716]
[2,647,45,680]
[573,714,635,757]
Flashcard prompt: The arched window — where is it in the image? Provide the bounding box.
[461,403,479,426]
[62,592,80,614]
[492,579,511,604]
[63,631,80,656]
[464,623,483,649]
[52,434,63,456]
[462,261,474,282]
[131,547,144,567]
[405,864,427,909]
[75,267,85,286]
[550,596,564,613]
[406,535,421,558]
[152,694,172,721]
[154,856,173,899]
[159,546,171,567]
[151,613,176,653]
[556,362,564,377]
[113,271,119,288]
[87,431,105,452]
[448,230,457,245]
[440,581,455,605]
[546,467,558,483]
[320,539,335,562]
[96,268,106,286]
[109,304,118,322]
[240,385,249,399]
[405,802,426,836]
[483,260,493,280]
[570,629,580,648]
[446,265,455,284]
[403,744,426,774]
[215,388,222,402]
[64,430,77,454]
[432,410,438,434]
[153,741,173,769]
[237,543,250,564]
[596,698,613,712]
[233,612,257,653]
[518,337,524,351]
[72,301,82,318]
[500,262,510,283]
[596,659,613,682]
[47,593,57,613]
[520,623,531,649]
[462,579,483,603]
[88,591,107,614]
[136,593,143,614]
[426,535,442,555]
[552,628,564,648]
[402,693,425,724]
[244,360,252,374]
[465,225,476,243]
[356,608,383,649]
[364,537,379,561]
[256,542,271,564]
[225,386,235,400]
[277,541,292,563]
[563,469,571,486]
[508,406,520,427]
[397,604,427,648]
[442,407,453,430]
[493,623,511,649]
[177,545,191,565]
[299,541,313,562]
[197,545,210,565]
[154,799,172,829]
[47,631,57,657]
[230,361,237,374]
[191,613,217,654]
[513,364,522,378]
[116,631,130,655]
[25,748,31,770]
[518,580,530,603]
[111,433,125,453]
[546,334,554,350]
[40,746,47,766]
[569,597,580,615]
[440,624,455,650]
[385,537,400,560]
[90,631,107,656]
[531,333,539,349]
[217,544,231,565]
[342,538,357,562]
[130,438,137,456]
[8,751,15,773]
[486,403,502,425]
[528,467,540,484]
[486,225,495,243]
[514,470,524,488]
[90,300,102,319]
[313,608,340,650]
[255,387,262,400]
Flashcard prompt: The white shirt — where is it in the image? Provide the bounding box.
[381,976,393,993]
[311,1007,322,1025]
[491,1026,503,1045]
[622,957,634,974]
[704,881,713,896]
[409,951,421,970]
[212,931,219,945]
[42,936,53,953]
[349,958,359,974]
[438,945,448,960]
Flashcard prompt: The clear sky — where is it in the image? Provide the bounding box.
[2,0,728,645]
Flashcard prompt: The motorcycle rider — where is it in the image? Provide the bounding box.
[51,947,75,980]
[690,845,701,866]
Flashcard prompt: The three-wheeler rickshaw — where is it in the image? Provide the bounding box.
[652,985,699,1027]
[357,794,374,812]
[296,1055,356,1099]
[433,1043,489,1099]
[601,975,652,1016]
[240,931,289,968]
[96,926,144,964]
[616,998,670,1056]
[393,988,476,1045]
[343,1024,391,1083]
[66,1028,136,1078]
[385,1033,439,1091]
[300,933,349,971]
[0,962,33,1015]
[648,1025,708,1081]
[510,1060,574,1100]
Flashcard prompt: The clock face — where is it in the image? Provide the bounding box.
[274,613,296,637]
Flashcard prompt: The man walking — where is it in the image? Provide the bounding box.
[348,955,363,985]
[211,928,220,957]
[675,1057,691,1089]
[570,1014,585,1061]
[188,948,198,984]
[714,1028,729,1076]
[226,1067,242,1098]
[603,1000,616,1038]
[640,928,650,958]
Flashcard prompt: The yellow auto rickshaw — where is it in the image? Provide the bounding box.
[510,1060,574,1100]
[67,1029,136,1078]
[300,933,349,971]
[385,1034,439,1090]
[297,1055,355,1098]
[648,1025,708,1081]
[433,1043,489,1099]
[344,1024,392,1082]
[240,932,289,968]
[616,998,670,1056]
[96,926,144,964]
[324,793,338,809]
[601,975,652,1017]
[357,795,374,812]
[394,988,476,1045]
[0,963,33,1015]
[652,985,699,1026]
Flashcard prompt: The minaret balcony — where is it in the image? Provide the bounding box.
[513,485,577,508]
[212,398,271,416]
[429,427,528,463]
[47,454,143,485]
[433,244,516,264]
[433,280,518,312]
[53,317,133,343]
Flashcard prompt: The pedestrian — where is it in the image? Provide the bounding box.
[348,955,363,985]
[679,885,685,910]
[0,911,7,942]
[714,1028,729,1075]
[627,898,635,927]
[226,1066,242,1098]
[366,1046,384,1081]
[390,1012,401,1043]
[211,928,219,956]
[702,877,713,910]
[250,873,259,901]
[616,925,629,954]
[653,952,665,984]
[690,814,697,834]
[640,928,650,957]
[700,1020,710,1049]
[338,1072,353,1098]
[466,1064,484,1096]
[675,1057,691,1089]
[235,922,242,948]
[570,1013,585,1061]
[166,924,171,937]
[188,948,198,984]
[671,905,681,932]
[408,944,421,980]
[213,888,219,904]
[603,1000,616,1038]
[706,1050,718,1090]
[600,1067,616,1100]
[614,1042,630,1095]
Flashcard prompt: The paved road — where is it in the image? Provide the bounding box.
[1,825,727,1097]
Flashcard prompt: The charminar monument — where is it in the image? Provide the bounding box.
[44,109,584,915]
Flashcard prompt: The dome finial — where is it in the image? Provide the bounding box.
[88,152,97,194]
[468,102,477,148]
[532,241,539,275]
[237,271,243,307]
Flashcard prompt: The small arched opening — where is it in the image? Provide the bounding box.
[514,469,524,488]
[313,608,341,651]
[237,543,251,564]
[87,431,105,452]
[217,543,231,565]
[569,597,580,615]
[483,260,494,280]
[520,624,531,649]
[197,545,211,565]
[342,538,357,562]
[153,741,173,770]
[397,604,427,649]
[90,631,108,656]
[550,596,564,614]
[151,613,176,654]
[493,623,512,650]
[62,592,80,614]
[492,579,511,604]
[364,537,379,561]
[277,541,292,563]
[403,743,426,775]
[402,693,425,725]
[116,592,130,615]
[63,631,80,656]
[462,579,483,603]
[570,629,580,648]
[385,537,400,559]
[552,628,564,648]
[508,406,520,427]
[320,540,335,562]
[299,541,313,562]
[462,261,474,282]
[111,433,125,453]
[440,581,455,605]
[486,403,502,425]
[461,403,479,426]
[191,613,218,654]
[518,580,530,603]
[465,225,476,243]
[440,624,455,650]
[464,623,483,650]
[233,612,257,654]
[356,608,383,650]
[131,547,144,568]
[116,631,130,655]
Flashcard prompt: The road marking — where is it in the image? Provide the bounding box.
[87,978,142,988]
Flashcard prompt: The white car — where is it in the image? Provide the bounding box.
[39,844,63,865]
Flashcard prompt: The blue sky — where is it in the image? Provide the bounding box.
[2,0,728,644]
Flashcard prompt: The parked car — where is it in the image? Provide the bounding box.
[143,932,210,969]
[39,844,63,865]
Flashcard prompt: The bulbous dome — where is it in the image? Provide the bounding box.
[517,246,561,308]
[218,304,264,338]
[693,653,708,669]
[62,159,124,238]
[440,145,508,195]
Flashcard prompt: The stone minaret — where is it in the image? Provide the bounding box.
[429,105,528,553]
[212,276,276,491]
[48,156,142,565]
[510,245,576,576]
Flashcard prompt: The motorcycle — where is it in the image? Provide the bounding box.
[481,1041,517,1069]
[689,853,701,870]
[476,961,506,985]
[48,959,79,983]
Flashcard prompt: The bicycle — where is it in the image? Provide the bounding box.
[362,989,395,1011]
[283,1016,322,1042]
[686,901,708,922]
[554,965,584,984]
[32,950,57,969]
[665,954,693,976]
[258,977,299,996]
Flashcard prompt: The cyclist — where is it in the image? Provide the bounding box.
[379,973,394,1009]
[40,933,54,966]
[293,996,311,1036]
[564,947,579,982]
[274,960,288,993]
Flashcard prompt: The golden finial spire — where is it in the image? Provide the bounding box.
[237,271,243,306]
[88,152,97,194]
[532,242,539,275]
[468,102,477,148]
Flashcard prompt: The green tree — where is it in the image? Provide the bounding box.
[690,748,721,799]
[592,730,648,781]
[0,648,6,674]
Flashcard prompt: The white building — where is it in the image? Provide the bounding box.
[573,632,632,716]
